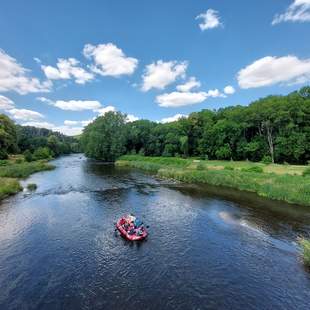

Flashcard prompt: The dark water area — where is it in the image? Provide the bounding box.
[0,154,309,310]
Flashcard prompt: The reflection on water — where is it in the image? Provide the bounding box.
[0,154,309,310]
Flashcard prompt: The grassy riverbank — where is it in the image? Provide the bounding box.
[0,156,54,200]
[116,155,310,206]
[299,239,310,268]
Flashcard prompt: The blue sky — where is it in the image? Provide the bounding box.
[0,0,309,135]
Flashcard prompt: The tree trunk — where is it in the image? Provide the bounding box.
[263,121,274,163]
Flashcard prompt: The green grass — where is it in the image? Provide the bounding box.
[0,177,22,200]
[0,160,54,178]
[299,238,310,268]
[116,156,310,206]
[0,156,55,201]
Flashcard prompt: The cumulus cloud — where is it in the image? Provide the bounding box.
[96,105,116,116]
[223,85,235,94]
[83,43,138,77]
[8,108,44,121]
[0,95,15,110]
[196,9,223,30]
[237,55,310,89]
[37,97,102,111]
[156,88,225,108]
[126,114,139,122]
[42,58,94,84]
[272,0,310,25]
[176,77,201,92]
[141,60,187,91]
[0,49,51,94]
[161,114,187,123]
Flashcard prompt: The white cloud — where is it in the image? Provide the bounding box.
[83,43,138,77]
[176,77,201,92]
[0,49,51,94]
[196,9,223,30]
[96,105,116,116]
[156,91,207,108]
[64,119,92,126]
[272,0,310,25]
[223,85,235,94]
[141,60,187,91]
[237,55,310,89]
[156,88,224,108]
[33,57,41,64]
[126,114,139,122]
[42,58,94,84]
[53,126,84,136]
[161,114,187,123]
[8,108,44,121]
[0,95,15,110]
[38,97,102,111]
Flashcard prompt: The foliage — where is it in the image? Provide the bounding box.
[0,160,54,178]
[81,112,127,161]
[261,155,272,164]
[241,166,263,173]
[302,167,310,177]
[23,150,33,162]
[0,177,22,200]
[116,156,310,206]
[0,114,18,157]
[27,183,37,191]
[85,87,310,164]
[298,238,310,268]
[33,147,52,160]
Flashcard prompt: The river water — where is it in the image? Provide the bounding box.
[0,154,309,309]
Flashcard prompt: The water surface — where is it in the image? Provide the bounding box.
[0,154,309,309]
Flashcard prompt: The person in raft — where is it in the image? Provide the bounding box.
[121,214,144,235]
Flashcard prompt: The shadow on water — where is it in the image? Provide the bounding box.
[0,154,309,310]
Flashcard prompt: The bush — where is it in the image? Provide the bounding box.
[224,166,234,171]
[261,155,272,164]
[241,166,263,173]
[15,158,24,164]
[302,167,310,177]
[299,238,310,268]
[0,149,8,160]
[196,163,205,171]
[23,150,33,162]
[27,183,37,191]
[0,160,8,166]
[33,147,51,160]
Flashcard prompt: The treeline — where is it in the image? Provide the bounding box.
[81,86,310,164]
[0,114,80,160]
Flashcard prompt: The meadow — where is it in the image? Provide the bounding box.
[116,155,310,206]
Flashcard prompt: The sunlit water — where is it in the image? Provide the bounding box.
[0,154,309,309]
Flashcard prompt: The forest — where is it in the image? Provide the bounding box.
[0,115,80,161]
[81,86,310,164]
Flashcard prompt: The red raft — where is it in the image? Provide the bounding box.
[116,215,148,241]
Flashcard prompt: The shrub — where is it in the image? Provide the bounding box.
[33,147,51,160]
[241,166,263,173]
[224,166,234,171]
[0,149,8,160]
[0,160,8,166]
[196,163,205,171]
[261,155,272,164]
[299,238,310,268]
[23,150,33,162]
[15,158,24,164]
[27,183,37,191]
[302,167,310,177]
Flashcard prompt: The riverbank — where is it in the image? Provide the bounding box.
[0,156,55,200]
[116,155,310,206]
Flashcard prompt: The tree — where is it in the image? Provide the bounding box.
[81,112,127,161]
[0,114,17,159]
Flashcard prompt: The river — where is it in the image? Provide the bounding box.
[0,154,309,309]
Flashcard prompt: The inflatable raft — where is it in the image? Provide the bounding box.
[116,215,148,241]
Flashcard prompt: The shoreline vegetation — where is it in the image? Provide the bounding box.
[116,155,310,207]
[0,155,54,201]
[299,238,310,268]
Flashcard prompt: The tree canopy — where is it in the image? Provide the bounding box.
[81,86,310,164]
